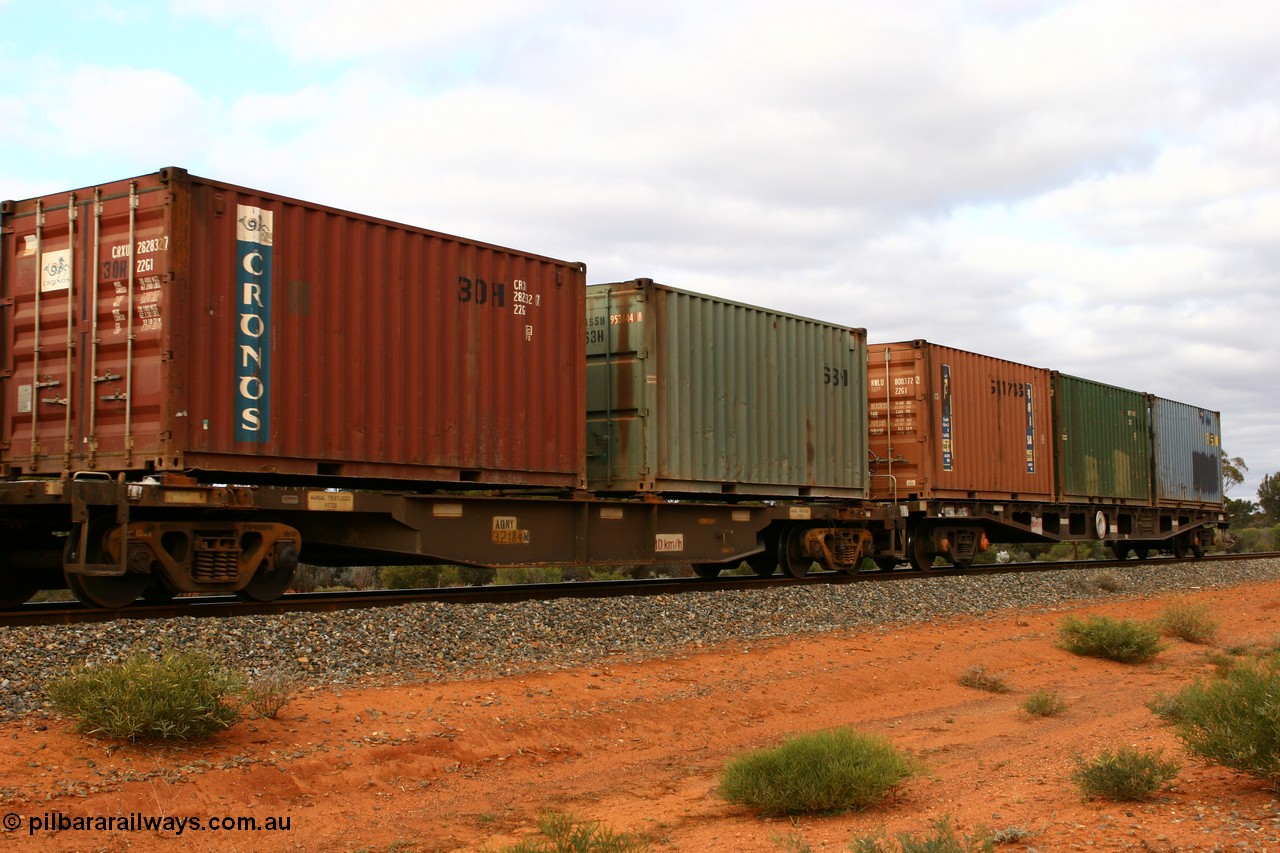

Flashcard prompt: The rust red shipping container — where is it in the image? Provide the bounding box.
[0,168,586,487]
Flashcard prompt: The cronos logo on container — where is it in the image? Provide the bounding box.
[235,205,273,443]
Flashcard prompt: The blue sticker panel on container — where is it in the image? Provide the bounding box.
[941,363,953,472]
[1025,383,1035,473]
[235,205,273,443]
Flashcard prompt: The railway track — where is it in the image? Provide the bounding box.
[4,552,1273,629]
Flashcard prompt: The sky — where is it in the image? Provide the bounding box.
[2,0,1276,501]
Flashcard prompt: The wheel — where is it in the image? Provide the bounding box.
[908,527,936,571]
[236,559,297,602]
[63,518,148,608]
[1172,535,1205,560]
[691,562,723,579]
[872,556,900,571]
[1171,535,1202,560]
[65,571,148,609]
[745,551,777,577]
[778,528,812,578]
[1133,546,1151,561]
[1111,544,1132,560]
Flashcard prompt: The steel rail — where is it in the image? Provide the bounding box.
[3,552,1275,629]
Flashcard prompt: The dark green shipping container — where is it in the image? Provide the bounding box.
[1051,373,1153,506]
[586,280,869,497]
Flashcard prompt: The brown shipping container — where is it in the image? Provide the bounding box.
[867,340,1054,501]
[0,168,586,486]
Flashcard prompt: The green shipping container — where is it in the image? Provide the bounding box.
[586,280,869,497]
[1051,372,1153,505]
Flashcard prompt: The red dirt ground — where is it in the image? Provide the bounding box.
[4,580,1280,852]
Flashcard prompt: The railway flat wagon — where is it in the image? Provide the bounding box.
[586,279,870,498]
[1051,372,1153,506]
[0,167,587,487]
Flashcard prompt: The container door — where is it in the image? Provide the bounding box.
[585,283,652,490]
[3,191,84,473]
[867,342,932,500]
[2,177,172,475]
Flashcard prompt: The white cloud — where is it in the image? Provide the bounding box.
[0,62,215,194]
[4,0,1279,494]
[172,0,576,64]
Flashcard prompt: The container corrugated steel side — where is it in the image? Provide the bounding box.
[1150,396,1223,507]
[1051,373,1153,505]
[586,279,869,497]
[867,340,1054,501]
[0,168,586,486]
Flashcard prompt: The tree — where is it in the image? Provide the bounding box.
[1222,452,1248,495]
[1226,497,1261,530]
[1258,473,1280,524]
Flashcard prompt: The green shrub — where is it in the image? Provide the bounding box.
[242,670,296,719]
[1157,600,1220,644]
[486,811,649,853]
[1204,648,1243,676]
[849,816,994,853]
[290,564,337,592]
[1070,746,1179,801]
[1145,691,1186,724]
[1172,658,1280,790]
[1068,571,1126,595]
[772,832,813,853]
[46,649,244,740]
[586,569,631,581]
[1021,690,1068,718]
[493,566,566,585]
[380,565,466,588]
[31,589,76,603]
[1058,615,1164,663]
[1220,636,1280,662]
[718,727,919,816]
[988,827,1033,844]
[957,665,1011,694]
[1039,542,1108,562]
[1230,527,1275,554]
[460,566,497,586]
[1088,571,1124,592]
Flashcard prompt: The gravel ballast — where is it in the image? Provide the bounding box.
[3,557,1278,719]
